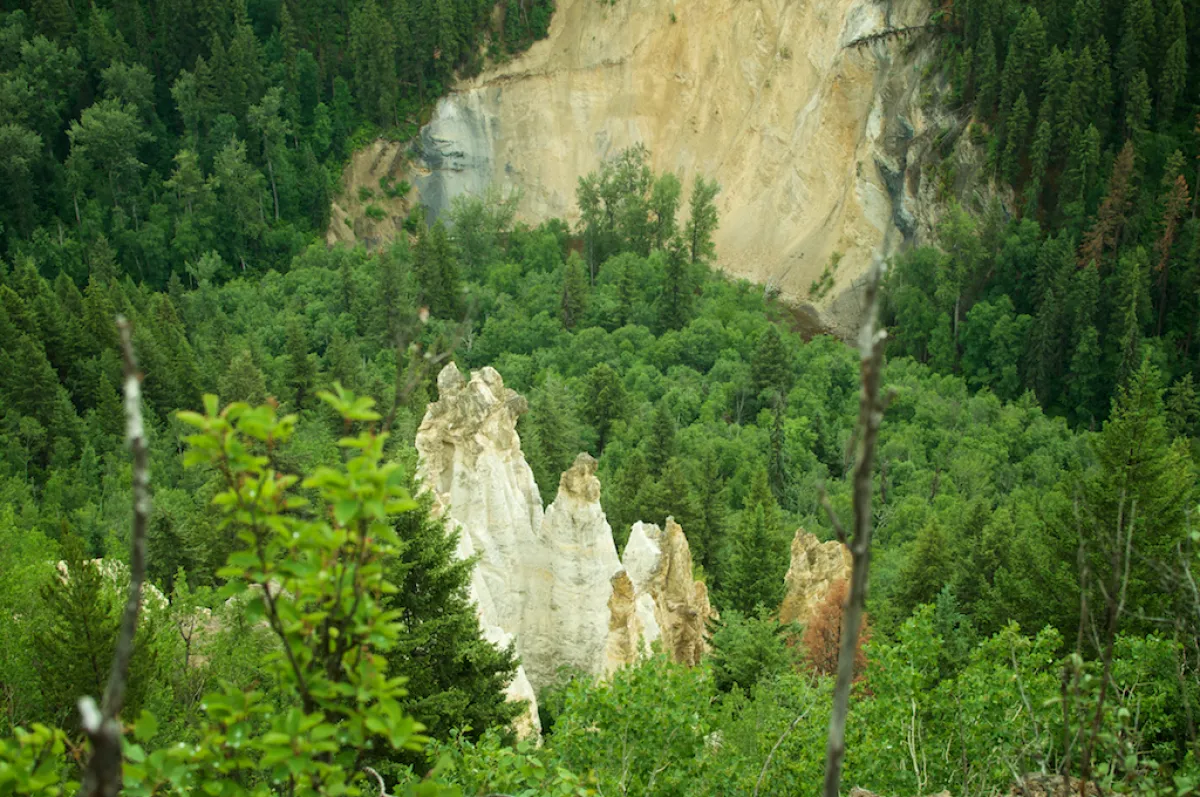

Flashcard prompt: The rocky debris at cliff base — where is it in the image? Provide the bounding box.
[779,528,852,627]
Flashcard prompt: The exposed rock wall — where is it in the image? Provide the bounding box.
[619,518,715,667]
[415,365,715,721]
[390,0,939,334]
[415,364,545,735]
[779,529,853,627]
[524,453,625,688]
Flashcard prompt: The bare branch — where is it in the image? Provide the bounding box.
[754,708,810,797]
[822,259,888,797]
[362,766,392,797]
[818,487,848,546]
[79,316,151,797]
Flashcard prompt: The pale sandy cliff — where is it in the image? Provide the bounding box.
[331,0,952,333]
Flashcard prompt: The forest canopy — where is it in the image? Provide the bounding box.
[2,0,1200,794]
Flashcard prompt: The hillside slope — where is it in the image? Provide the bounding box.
[329,0,945,332]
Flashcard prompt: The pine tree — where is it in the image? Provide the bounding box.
[581,363,628,454]
[1165,373,1200,438]
[285,317,317,409]
[1061,124,1101,222]
[637,458,702,539]
[414,220,461,319]
[1079,140,1137,268]
[378,484,521,761]
[1155,171,1190,334]
[720,503,785,614]
[750,324,793,409]
[1083,361,1194,630]
[896,516,954,615]
[1157,0,1187,123]
[560,251,589,329]
[1002,91,1031,182]
[685,177,720,264]
[646,401,677,476]
[324,329,363,393]
[690,445,726,572]
[998,8,1046,116]
[657,241,693,332]
[1124,69,1151,137]
[1067,323,1103,426]
[525,373,586,503]
[604,450,650,547]
[218,349,267,405]
[973,30,1000,117]
[33,534,157,728]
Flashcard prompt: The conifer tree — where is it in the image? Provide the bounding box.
[658,242,693,332]
[973,30,999,117]
[560,251,589,330]
[685,177,720,265]
[285,317,317,409]
[526,373,586,503]
[750,324,793,409]
[218,348,267,405]
[1002,91,1031,182]
[581,363,628,454]
[720,502,784,614]
[646,401,677,476]
[414,220,461,319]
[378,484,521,761]
[1158,0,1187,123]
[33,533,158,728]
[1083,361,1194,629]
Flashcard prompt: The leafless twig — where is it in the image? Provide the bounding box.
[363,766,392,797]
[78,316,150,797]
[753,707,810,797]
[821,259,889,797]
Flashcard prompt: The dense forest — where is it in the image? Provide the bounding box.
[1,0,1200,794]
[887,0,1200,428]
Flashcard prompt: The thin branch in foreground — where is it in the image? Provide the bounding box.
[79,316,151,797]
[821,260,888,797]
[754,707,811,797]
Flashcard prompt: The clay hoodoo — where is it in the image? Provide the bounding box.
[779,528,853,627]
[415,364,718,732]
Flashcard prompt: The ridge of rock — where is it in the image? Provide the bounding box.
[618,518,714,667]
[778,528,852,627]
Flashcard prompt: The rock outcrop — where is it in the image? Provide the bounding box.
[329,0,953,334]
[415,364,546,735]
[618,518,715,667]
[415,365,715,723]
[778,529,852,627]
[524,453,624,688]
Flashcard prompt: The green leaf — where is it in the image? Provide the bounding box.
[133,711,158,743]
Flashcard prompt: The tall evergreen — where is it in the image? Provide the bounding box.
[378,484,521,762]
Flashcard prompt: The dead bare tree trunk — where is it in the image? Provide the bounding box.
[78,316,150,797]
[821,261,889,797]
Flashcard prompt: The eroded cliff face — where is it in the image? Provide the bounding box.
[525,452,625,688]
[619,518,715,667]
[779,528,853,627]
[405,0,937,333]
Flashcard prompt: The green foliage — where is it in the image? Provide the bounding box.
[709,608,797,693]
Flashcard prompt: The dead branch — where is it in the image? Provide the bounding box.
[79,316,150,797]
[822,259,888,797]
[753,707,811,797]
[844,23,939,49]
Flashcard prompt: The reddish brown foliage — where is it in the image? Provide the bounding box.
[801,578,870,677]
[1078,141,1137,268]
